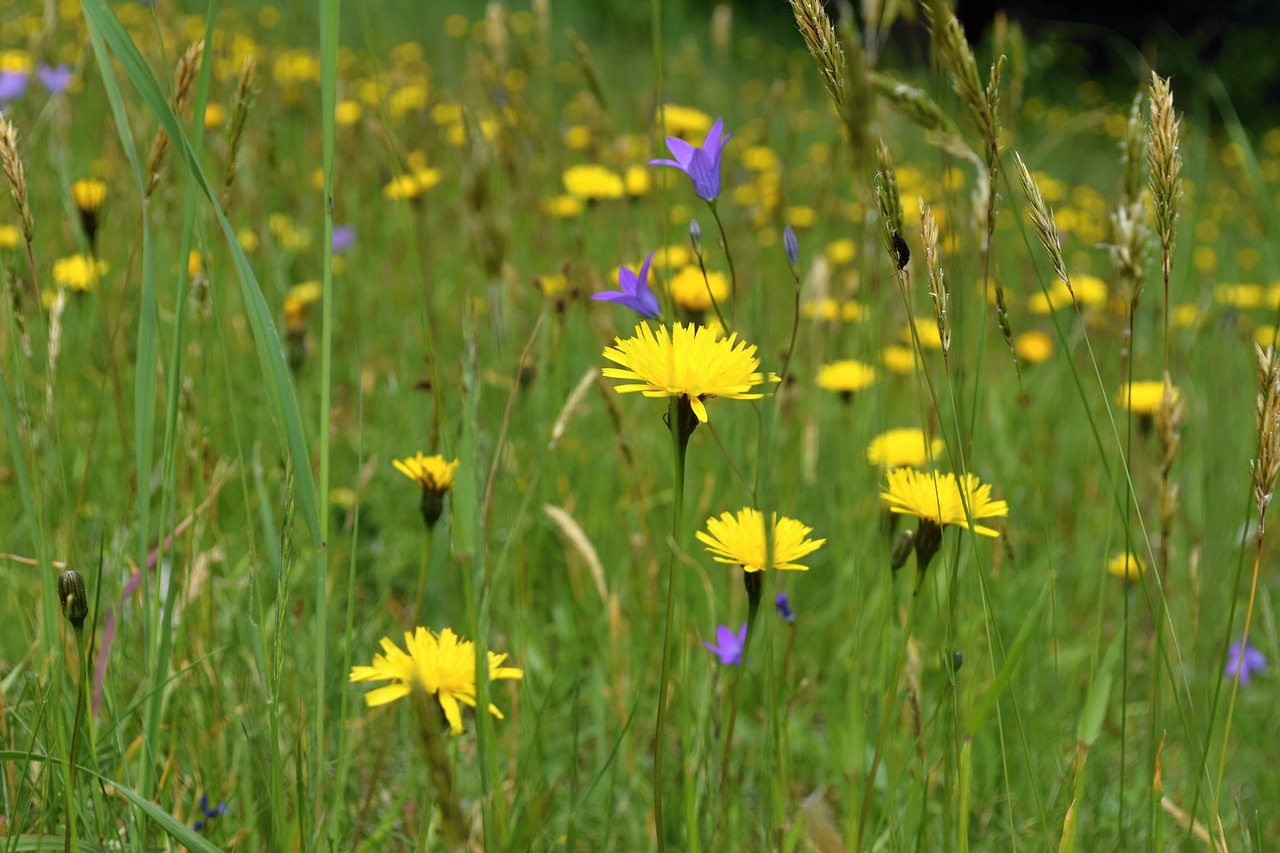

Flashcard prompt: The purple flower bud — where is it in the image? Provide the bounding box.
[37,65,72,95]
[332,225,357,254]
[783,226,800,269]
[689,218,702,255]
[775,592,795,623]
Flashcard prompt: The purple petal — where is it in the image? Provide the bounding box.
[702,119,724,155]
[735,623,749,646]
[636,251,656,292]
[687,150,721,202]
[715,624,737,648]
[663,136,695,167]
[617,265,639,294]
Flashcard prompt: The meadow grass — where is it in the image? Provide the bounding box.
[0,0,1277,849]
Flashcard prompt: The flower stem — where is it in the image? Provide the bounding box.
[413,527,434,624]
[654,396,693,852]
[708,202,738,323]
[716,583,761,846]
[64,624,87,853]
[774,281,801,396]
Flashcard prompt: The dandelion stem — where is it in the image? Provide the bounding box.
[413,527,434,624]
[708,202,738,323]
[654,396,692,852]
[693,245,729,332]
[775,273,802,396]
[64,623,87,853]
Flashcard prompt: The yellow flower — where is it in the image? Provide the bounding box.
[536,273,569,299]
[204,102,227,130]
[349,627,523,734]
[70,179,107,214]
[624,165,651,197]
[658,104,712,138]
[696,507,825,572]
[1107,552,1146,581]
[824,238,856,266]
[867,428,944,468]
[882,345,920,375]
[394,452,460,492]
[383,174,422,201]
[1013,329,1054,364]
[283,295,307,333]
[289,281,323,305]
[816,359,876,394]
[651,244,692,269]
[881,468,1009,537]
[53,254,107,291]
[0,224,20,249]
[335,100,362,125]
[904,322,943,350]
[601,322,776,423]
[785,205,817,229]
[563,125,592,149]
[1029,276,1108,313]
[539,194,584,218]
[1120,380,1179,416]
[670,266,729,313]
[562,164,625,201]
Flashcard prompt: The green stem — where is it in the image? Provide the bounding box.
[774,282,801,396]
[708,203,738,323]
[413,527,435,624]
[654,396,692,852]
[716,590,761,844]
[64,625,86,853]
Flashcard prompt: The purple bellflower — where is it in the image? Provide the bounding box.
[0,70,29,105]
[193,793,229,832]
[591,251,660,318]
[1225,640,1266,685]
[332,224,357,254]
[37,65,72,95]
[650,117,732,203]
[703,622,748,667]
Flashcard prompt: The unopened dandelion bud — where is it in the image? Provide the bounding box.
[71,179,106,249]
[951,650,964,673]
[420,486,446,529]
[913,519,943,582]
[783,225,800,272]
[58,570,88,630]
[890,528,915,572]
[689,218,703,257]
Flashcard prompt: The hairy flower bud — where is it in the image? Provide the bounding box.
[58,570,88,630]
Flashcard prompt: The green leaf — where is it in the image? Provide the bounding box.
[1077,637,1121,747]
[970,583,1049,731]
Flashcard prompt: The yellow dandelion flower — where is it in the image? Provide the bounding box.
[1173,303,1201,329]
[283,294,307,333]
[905,322,944,350]
[802,298,840,322]
[670,266,729,313]
[658,104,713,138]
[70,179,107,214]
[881,468,1009,537]
[289,281,323,305]
[1120,381,1179,416]
[741,145,780,171]
[824,238,856,266]
[394,452,460,492]
[867,428,944,468]
[1014,329,1055,364]
[563,124,592,149]
[204,102,227,130]
[539,194,584,218]
[53,254,107,291]
[562,164,625,201]
[696,507,825,572]
[349,627,523,734]
[624,165,651,197]
[816,359,877,394]
[1106,552,1146,582]
[0,224,20,249]
[335,99,362,125]
[652,243,692,270]
[536,273,568,299]
[882,344,920,375]
[383,174,422,201]
[601,322,776,423]
[841,300,867,322]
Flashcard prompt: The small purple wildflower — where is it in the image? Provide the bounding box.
[0,70,29,105]
[775,592,795,623]
[1225,640,1266,685]
[37,65,72,95]
[332,225,356,254]
[591,251,660,319]
[783,226,800,270]
[193,793,229,832]
[703,622,748,667]
[650,117,732,203]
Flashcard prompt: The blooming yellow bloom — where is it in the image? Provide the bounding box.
[289,281,323,305]
[1106,552,1146,582]
[394,452,460,492]
[816,359,876,394]
[601,322,776,423]
[881,468,1009,537]
[0,225,19,249]
[824,238,856,266]
[1120,380,1179,416]
[349,627,523,734]
[53,254,107,291]
[204,102,227,130]
[624,165,651,197]
[696,507,825,572]
[658,104,713,138]
[1013,329,1054,364]
[670,266,729,313]
[539,194,584,218]
[867,428,944,468]
[70,179,107,214]
[562,164,625,201]
[1029,276,1109,314]
[882,345,920,375]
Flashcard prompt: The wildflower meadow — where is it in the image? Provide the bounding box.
[1,0,1277,849]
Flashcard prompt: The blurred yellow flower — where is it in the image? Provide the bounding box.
[816,359,876,394]
[866,428,944,468]
[1014,329,1054,364]
[539,195,584,218]
[1106,552,1146,582]
[1120,380,1179,416]
[670,266,728,313]
[562,164,625,201]
[53,254,107,291]
[658,104,713,138]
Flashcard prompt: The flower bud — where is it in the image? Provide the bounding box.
[58,570,88,630]
[783,225,800,270]
[889,528,915,573]
[689,218,702,256]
